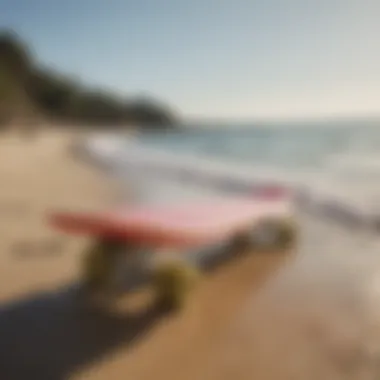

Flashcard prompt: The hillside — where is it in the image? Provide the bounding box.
[0,30,177,130]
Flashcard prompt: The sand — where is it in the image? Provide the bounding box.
[1,130,380,380]
[0,130,290,380]
[0,130,117,301]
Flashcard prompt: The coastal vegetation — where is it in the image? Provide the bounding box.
[0,30,177,130]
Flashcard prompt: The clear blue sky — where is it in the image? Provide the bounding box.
[1,0,380,120]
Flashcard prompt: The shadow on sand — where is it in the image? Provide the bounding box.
[0,283,168,380]
[0,244,291,380]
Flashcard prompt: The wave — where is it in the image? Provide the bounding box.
[80,132,380,233]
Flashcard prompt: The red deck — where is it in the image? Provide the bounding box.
[49,198,290,249]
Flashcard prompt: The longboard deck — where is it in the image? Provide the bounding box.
[49,198,291,249]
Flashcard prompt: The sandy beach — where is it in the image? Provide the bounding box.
[0,131,117,300]
[1,130,380,380]
[0,130,290,379]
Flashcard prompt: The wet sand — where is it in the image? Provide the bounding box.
[0,131,380,379]
[201,217,380,380]
[77,216,380,380]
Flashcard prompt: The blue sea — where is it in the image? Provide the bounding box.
[139,121,379,171]
[133,121,380,205]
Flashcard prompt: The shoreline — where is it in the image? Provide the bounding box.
[80,133,379,233]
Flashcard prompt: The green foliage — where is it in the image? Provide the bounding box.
[0,64,12,100]
[0,30,31,81]
[0,29,177,127]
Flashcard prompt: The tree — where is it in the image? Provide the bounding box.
[0,30,31,83]
[0,29,178,128]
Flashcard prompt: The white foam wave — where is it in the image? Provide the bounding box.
[81,133,380,231]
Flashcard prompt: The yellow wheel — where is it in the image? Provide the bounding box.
[152,261,200,311]
[230,231,254,252]
[274,218,297,249]
[82,241,114,293]
[254,217,298,249]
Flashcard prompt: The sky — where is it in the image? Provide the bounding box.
[1,0,380,121]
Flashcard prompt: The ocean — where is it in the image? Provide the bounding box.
[83,119,380,223]
[135,121,380,213]
[139,121,380,172]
